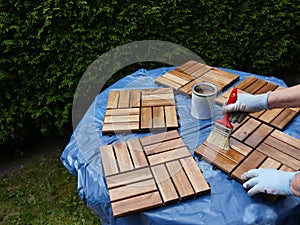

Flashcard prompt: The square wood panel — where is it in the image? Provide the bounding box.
[155,60,240,96]
[194,116,300,200]
[102,88,179,134]
[100,130,211,217]
[216,76,299,130]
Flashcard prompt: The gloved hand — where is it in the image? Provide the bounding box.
[222,92,271,123]
[241,168,300,196]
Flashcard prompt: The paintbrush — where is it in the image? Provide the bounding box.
[206,87,237,150]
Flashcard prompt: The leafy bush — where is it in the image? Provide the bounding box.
[0,0,299,149]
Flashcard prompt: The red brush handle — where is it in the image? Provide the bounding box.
[216,87,237,129]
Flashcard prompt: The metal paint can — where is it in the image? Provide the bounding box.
[191,82,217,119]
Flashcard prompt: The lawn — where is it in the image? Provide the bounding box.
[0,153,100,225]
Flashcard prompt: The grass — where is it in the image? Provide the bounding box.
[0,153,100,225]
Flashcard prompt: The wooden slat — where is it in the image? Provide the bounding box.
[129,90,141,107]
[104,115,139,123]
[102,122,140,133]
[142,99,175,107]
[180,157,210,194]
[166,160,195,198]
[259,157,281,169]
[142,88,173,95]
[190,65,212,78]
[230,138,253,156]
[107,91,120,109]
[205,71,234,85]
[211,68,240,80]
[271,129,300,149]
[111,191,163,218]
[279,165,295,172]
[142,93,175,101]
[235,76,258,90]
[164,106,178,129]
[162,73,190,86]
[178,80,197,95]
[155,76,182,90]
[231,151,267,182]
[169,70,194,81]
[148,147,190,166]
[105,108,140,116]
[151,164,179,203]
[231,118,262,141]
[244,79,268,94]
[264,135,300,160]
[203,141,245,164]
[271,108,298,129]
[140,107,152,130]
[143,138,186,156]
[175,60,198,71]
[194,143,237,174]
[140,130,180,146]
[114,142,134,172]
[106,168,152,189]
[197,72,227,88]
[100,145,119,176]
[184,62,207,75]
[118,90,131,108]
[109,179,157,202]
[152,106,165,129]
[256,143,300,171]
[244,124,274,148]
[127,139,148,168]
[258,108,284,124]
[254,82,278,94]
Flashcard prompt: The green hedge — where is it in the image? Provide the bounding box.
[0,0,299,148]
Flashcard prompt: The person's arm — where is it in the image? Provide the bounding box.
[222,84,300,123]
[268,84,300,109]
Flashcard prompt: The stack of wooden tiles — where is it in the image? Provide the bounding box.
[102,88,179,134]
[195,117,300,183]
[100,130,210,217]
[155,60,239,96]
[216,76,299,130]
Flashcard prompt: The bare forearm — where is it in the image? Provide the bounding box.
[291,173,300,197]
[268,84,300,109]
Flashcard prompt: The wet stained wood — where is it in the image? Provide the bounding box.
[231,118,262,142]
[231,151,267,182]
[244,124,274,148]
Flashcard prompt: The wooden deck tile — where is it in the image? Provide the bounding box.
[100,131,210,217]
[155,60,239,96]
[195,115,300,201]
[102,88,178,134]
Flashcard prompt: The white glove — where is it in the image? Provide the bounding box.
[222,92,271,123]
[241,168,299,196]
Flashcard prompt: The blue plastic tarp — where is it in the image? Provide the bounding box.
[61,67,300,225]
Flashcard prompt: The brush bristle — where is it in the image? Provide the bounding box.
[207,130,230,150]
